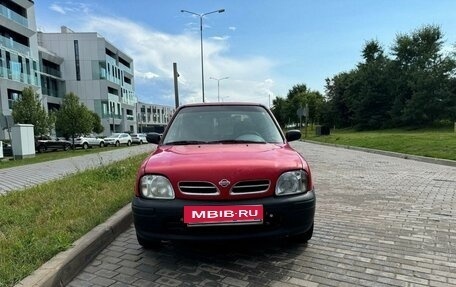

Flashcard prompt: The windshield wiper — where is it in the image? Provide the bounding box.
[208,139,266,144]
[164,140,208,145]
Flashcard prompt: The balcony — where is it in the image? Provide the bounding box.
[0,66,39,85]
[0,34,30,56]
[119,62,132,74]
[108,93,119,102]
[0,4,28,27]
[41,66,61,78]
[105,55,116,66]
[120,94,137,106]
[122,82,133,90]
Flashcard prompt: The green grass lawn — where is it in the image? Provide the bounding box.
[301,126,456,161]
[0,153,148,287]
[0,145,131,170]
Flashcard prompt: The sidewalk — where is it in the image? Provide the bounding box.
[0,144,156,196]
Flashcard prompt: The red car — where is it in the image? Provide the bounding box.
[132,103,315,248]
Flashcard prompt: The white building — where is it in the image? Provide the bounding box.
[38,26,137,135]
[137,102,174,133]
[0,0,40,139]
[1,1,173,139]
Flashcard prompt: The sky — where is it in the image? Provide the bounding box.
[35,1,456,107]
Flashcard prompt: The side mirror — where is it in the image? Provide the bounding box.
[146,132,161,144]
[285,130,301,142]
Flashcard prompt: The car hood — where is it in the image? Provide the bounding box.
[143,143,305,183]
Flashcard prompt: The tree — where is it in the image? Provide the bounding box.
[271,97,288,127]
[12,87,54,135]
[284,84,326,127]
[55,93,94,144]
[90,111,104,134]
[325,25,456,129]
[325,72,358,128]
[353,40,394,129]
[391,25,456,126]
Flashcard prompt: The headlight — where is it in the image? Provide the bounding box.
[140,175,175,199]
[275,170,308,196]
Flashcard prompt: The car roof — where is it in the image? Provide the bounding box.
[179,102,266,108]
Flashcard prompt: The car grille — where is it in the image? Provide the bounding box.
[231,180,270,194]
[179,181,219,195]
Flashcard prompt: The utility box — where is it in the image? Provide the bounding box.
[321,125,331,136]
[11,124,35,160]
[315,126,322,136]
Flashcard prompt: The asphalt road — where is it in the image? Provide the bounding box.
[68,141,456,287]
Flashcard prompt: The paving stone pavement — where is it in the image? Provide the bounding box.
[0,144,155,195]
[69,141,456,287]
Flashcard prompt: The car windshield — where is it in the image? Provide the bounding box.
[110,133,121,138]
[162,105,284,145]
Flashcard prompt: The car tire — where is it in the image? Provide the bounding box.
[290,223,313,243]
[115,141,120,147]
[136,235,161,249]
[37,145,45,153]
[139,140,143,145]
[99,141,105,148]
[82,142,89,150]
[64,144,71,151]
[127,140,131,146]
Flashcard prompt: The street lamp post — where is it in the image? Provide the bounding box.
[210,76,229,102]
[181,8,225,103]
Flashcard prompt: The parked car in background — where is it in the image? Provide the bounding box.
[73,134,105,149]
[35,135,72,153]
[131,133,147,145]
[132,103,315,249]
[104,133,132,147]
[1,141,12,157]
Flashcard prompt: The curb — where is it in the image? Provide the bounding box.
[15,204,133,287]
[302,139,456,168]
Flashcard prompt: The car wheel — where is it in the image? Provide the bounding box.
[290,223,313,243]
[115,141,120,147]
[64,144,71,151]
[37,145,45,153]
[137,234,161,249]
[99,142,105,148]
[139,140,143,145]
[127,140,131,146]
[82,142,89,150]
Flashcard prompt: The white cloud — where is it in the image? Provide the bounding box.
[210,36,230,41]
[136,71,160,79]
[49,2,91,16]
[49,4,66,15]
[53,15,277,107]
[228,26,237,31]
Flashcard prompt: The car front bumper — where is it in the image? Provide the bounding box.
[132,190,315,241]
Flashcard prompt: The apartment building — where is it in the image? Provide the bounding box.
[137,102,174,133]
[38,45,65,111]
[38,26,137,135]
[1,1,173,139]
[0,0,40,139]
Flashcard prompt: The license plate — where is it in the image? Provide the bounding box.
[184,205,263,225]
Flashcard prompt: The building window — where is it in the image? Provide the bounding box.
[0,50,3,77]
[8,89,21,109]
[74,40,80,81]
[25,58,30,75]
